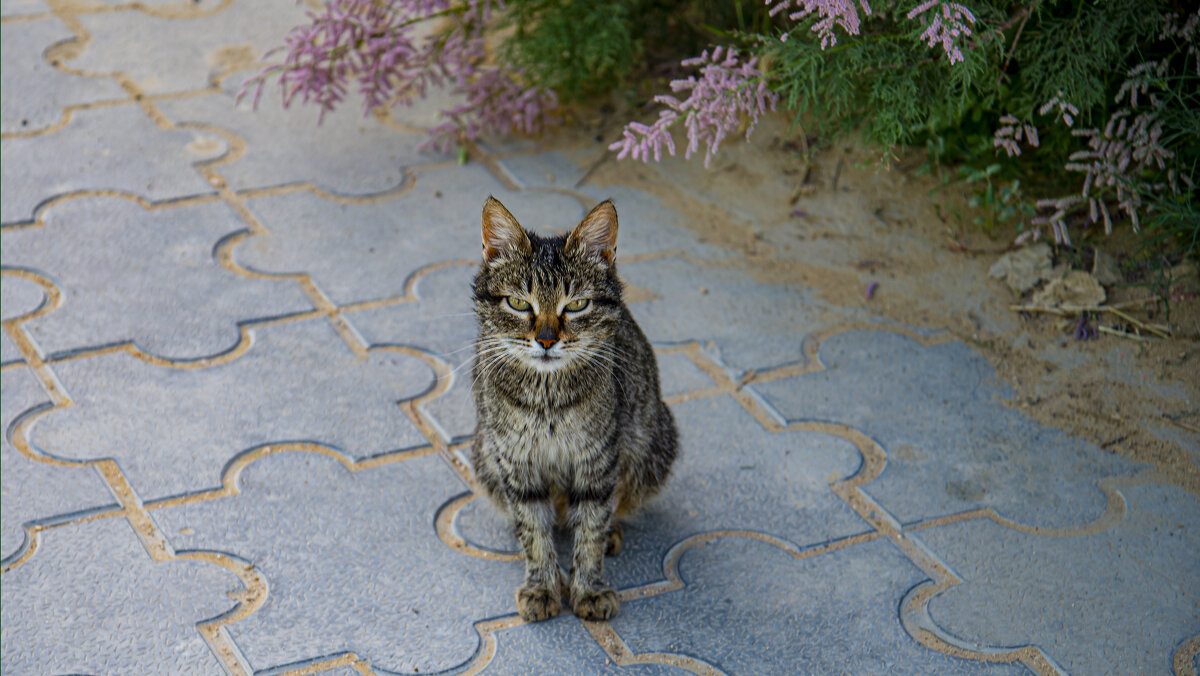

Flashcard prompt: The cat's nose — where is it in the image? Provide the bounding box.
[535,326,558,349]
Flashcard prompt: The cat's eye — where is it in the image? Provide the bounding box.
[564,299,590,312]
[506,297,532,312]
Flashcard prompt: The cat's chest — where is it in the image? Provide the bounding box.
[491,405,598,467]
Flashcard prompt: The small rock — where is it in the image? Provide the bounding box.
[989,243,1052,294]
[1031,270,1106,309]
[1092,249,1122,286]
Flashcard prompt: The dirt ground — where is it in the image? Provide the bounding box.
[559,113,1199,496]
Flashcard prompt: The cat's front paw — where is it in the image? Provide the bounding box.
[571,587,619,621]
[516,583,561,622]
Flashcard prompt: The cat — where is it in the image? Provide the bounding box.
[469,196,678,622]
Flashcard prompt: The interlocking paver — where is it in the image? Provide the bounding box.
[1,273,45,365]
[916,482,1200,674]
[154,451,521,674]
[620,255,865,374]
[68,0,308,95]
[157,88,438,195]
[0,104,225,224]
[0,366,116,562]
[238,164,583,305]
[608,535,1022,674]
[750,329,1140,528]
[2,195,312,360]
[0,516,238,674]
[0,0,48,18]
[483,616,682,674]
[28,318,435,501]
[0,18,127,134]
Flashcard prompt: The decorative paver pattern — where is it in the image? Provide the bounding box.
[2,3,1197,675]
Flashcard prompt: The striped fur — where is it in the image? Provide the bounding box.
[469,197,678,621]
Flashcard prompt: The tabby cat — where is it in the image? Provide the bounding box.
[470,197,678,622]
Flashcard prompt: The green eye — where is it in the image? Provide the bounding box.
[506,297,531,311]
[564,299,590,312]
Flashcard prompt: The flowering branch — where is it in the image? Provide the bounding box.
[609,47,778,167]
[240,0,558,150]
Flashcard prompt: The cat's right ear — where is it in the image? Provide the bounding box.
[481,196,530,264]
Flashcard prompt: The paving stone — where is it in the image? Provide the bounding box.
[0,516,238,675]
[28,318,435,501]
[345,263,478,445]
[750,330,1140,529]
[609,536,1021,675]
[1,273,45,364]
[153,451,523,674]
[620,255,862,374]
[69,0,309,95]
[1,366,116,562]
[0,273,44,319]
[0,104,224,224]
[2,196,312,360]
[239,164,583,305]
[1,18,127,134]
[157,88,440,196]
[1,332,21,365]
[917,483,1199,675]
[483,615,681,675]
[0,0,48,18]
[453,396,869,589]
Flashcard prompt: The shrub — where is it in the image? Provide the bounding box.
[246,0,1199,254]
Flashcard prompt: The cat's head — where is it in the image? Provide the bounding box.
[472,197,623,374]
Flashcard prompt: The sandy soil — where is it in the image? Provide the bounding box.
[556,113,1199,495]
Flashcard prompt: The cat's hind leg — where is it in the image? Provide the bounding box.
[604,522,623,556]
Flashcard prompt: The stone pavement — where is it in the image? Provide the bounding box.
[1,1,1197,674]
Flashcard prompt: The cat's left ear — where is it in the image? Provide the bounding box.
[567,199,618,265]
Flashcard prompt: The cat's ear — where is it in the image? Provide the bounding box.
[567,199,618,265]
[481,196,530,263]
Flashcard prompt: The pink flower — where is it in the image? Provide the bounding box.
[907,1,976,65]
[768,0,873,49]
[610,47,778,167]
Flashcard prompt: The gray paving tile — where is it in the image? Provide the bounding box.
[609,536,1024,675]
[1,331,21,365]
[0,104,224,224]
[0,516,237,675]
[69,0,309,95]
[750,329,1141,529]
[2,196,312,360]
[0,273,44,320]
[1,273,45,363]
[483,616,681,675]
[1,18,127,133]
[916,483,1199,675]
[453,395,870,590]
[158,88,440,196]
[1,367,116,562]
[239,164,583,305]
[620,255,863,374]
[28,318,435,501]
[345,263,478,445]
[0,0,48,18]
[153,451,522,674]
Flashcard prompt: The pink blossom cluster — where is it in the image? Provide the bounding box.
[1033,63,1191,244]
[768,0,873,49]
[906,0,976,65]
[608,47,778,167]
[992,114,1039,157]
[242,0,557,151]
